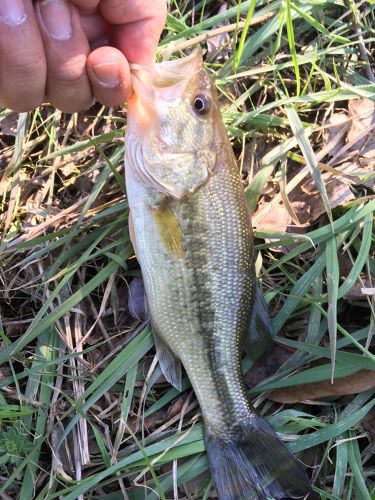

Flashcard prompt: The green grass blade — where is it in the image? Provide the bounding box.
[19,329,59,499]
[347,435,372,500]
[253,363,369,392]
[332,436,348,498]
[285,0,300,95]
[284,103,333,225]
[0,249,131,365]
[290,1,349,43]
[276,338,375,368]
[57,326,153,448]
[326,236,340,380]
[233,0,257,72]
[245,165,274,214]
[338,212,373,298]
[288,396,375,453]
[113,362,138,460]
[271,251,327,333]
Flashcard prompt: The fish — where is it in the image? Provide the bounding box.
[124,50,311,500]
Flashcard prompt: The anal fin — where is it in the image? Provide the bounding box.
[245,282,275,362]
[152,327,182,391]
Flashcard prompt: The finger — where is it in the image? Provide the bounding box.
[35,0,92,113]
[0,0,46,111]
[87,46,131,106]
[70,0,100,14]
[100,0,167,64]
[80,12,107,43]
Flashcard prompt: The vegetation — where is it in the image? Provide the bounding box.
[0,0,374,498]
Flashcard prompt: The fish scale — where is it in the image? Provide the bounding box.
[125,50,311,499]
[128,140,252,427]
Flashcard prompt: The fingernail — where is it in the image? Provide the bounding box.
[93,62,121,88]
[38,0,72,41]
[90,36,109,51]
[0,0,27,27]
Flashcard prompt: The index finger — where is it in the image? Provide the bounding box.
[99,0,167,64]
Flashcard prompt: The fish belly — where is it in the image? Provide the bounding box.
[125,148,311,500]
[126,154,254,429]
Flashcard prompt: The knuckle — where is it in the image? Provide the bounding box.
[102,0,125,16]
[2,45,45,72]
[48,53,87,83]
[0,62,46,111]
[6,58,46,83]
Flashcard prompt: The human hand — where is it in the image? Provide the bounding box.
[0,0,167,112]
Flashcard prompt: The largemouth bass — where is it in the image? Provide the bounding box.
[125,51,310,500]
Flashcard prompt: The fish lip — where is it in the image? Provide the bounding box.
[155,49,203,87]
[129,49,203,89]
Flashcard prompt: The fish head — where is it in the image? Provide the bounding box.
[126,50,220,199]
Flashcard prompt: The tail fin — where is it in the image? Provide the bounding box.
[205,414,310,500]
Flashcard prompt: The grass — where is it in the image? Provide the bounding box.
[0,0,374,498]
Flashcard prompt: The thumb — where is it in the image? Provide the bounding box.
[99,0,167,64]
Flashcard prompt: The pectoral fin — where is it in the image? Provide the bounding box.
[128,210,139,258]
[245,283,275,362]
[152,203,185,259]
[153,327,182,391]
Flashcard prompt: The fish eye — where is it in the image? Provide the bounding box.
[193,94,211,115]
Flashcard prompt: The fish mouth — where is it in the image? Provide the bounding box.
[129,50,203,111]
[128,50,203,136]
[154,49,203,87]
[130,49,203,90]
[127,50,204,133]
